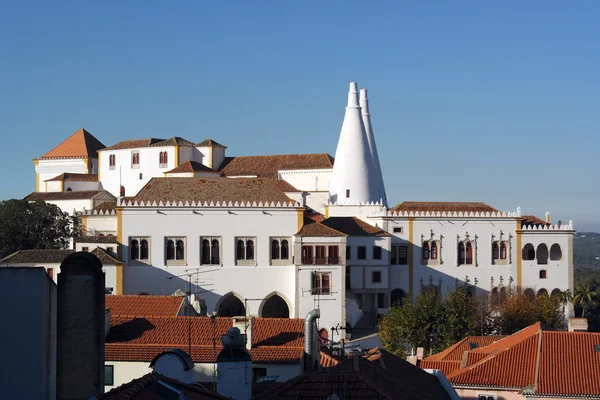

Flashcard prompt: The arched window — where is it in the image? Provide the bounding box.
[140,239,149,260]
[246,240,254,260]
[166,240,175,260]
[159,152,163,165]
[522,243,535,260]
[550,244,562,261]
[458,242,465,265]
[120,186,126,197]
[201,239,210,264]
[430,242,438,260]
[281,240,289,260]
[466,242,473,265]
[500,242,507,259]
[163,152,168,164]
[131,239,139,260]
[271,240,280,260]
[176,240,185,260]
[236,240,245,260]
[537,244,548,265]
[492,242,499,260]
[422,242,430,260]
[211,239,220,264]
[539,269,547,279]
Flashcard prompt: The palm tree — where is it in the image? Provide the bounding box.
[557,289,573,316]
[573,285,597,318]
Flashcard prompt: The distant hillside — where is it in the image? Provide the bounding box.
[574,232,600,271]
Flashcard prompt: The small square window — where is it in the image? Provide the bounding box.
[105,365,114,386]
[372,271,382,283]
[373,246,382,260]
[106,247,114,253]
[82,247,89,252]
[357,246,366,260]
[393,227,403,233]
[139,173,143,180]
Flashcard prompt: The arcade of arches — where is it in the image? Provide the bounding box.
[216,293,290,318]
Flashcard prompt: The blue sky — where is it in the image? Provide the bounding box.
[1,1,598,230]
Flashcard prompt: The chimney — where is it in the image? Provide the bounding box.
[329,82,378,205]
[359,88,388,207]
[232,316,252,350]
[568,318,588,332]
[406,347,425,365]
[217,327,252,400]
[304,309,320,371]
[57,252,105,400]
[104,308,111,339]
[545,212,551,223]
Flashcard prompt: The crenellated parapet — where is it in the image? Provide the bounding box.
[520,220,574,231]
[384,210,521,218]
[117,199,301,208]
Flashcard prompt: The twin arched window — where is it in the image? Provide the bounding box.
[159,151,168,166]
[109,154,116,168]
[236,238,255,261]
[130,238,149,261]
[271,239,290,260]
[458,241,474,265]
[166,238,185,262]
[492,241,507,260]
[201,238,220,265]
[422,241,438,260]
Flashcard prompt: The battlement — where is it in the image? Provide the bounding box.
[521,220,574,231]
[384,210,521,218]
[117,199,301,208]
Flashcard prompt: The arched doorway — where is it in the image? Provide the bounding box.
[216,293,246,317]
[524,288,535,301]
[260,294,290,318]
[537,288,549,297]
[551,288,562,298]
[390,288,406,307]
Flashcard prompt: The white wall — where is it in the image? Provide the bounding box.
[64,181,102,191]
[43,199,94,216]
[279,169,332,192]
[85,215,118,235]
[304,192,330,214]
[0,268,57,399]
[36,158,90,192]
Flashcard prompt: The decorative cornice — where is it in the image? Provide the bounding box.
[118,199,301,208]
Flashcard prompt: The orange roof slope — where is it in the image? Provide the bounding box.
[39,128,105,159]
[166,161,219,174]
[426,335,505,362]
[45,173,99,182]
[218,153,334,178]
[106,295,184,317]
[391,201,499,213]
[321,217,390,237]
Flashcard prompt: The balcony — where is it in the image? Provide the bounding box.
[299,256,340,265]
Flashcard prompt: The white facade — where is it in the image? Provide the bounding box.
[36,158,91,192]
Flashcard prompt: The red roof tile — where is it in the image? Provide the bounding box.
[197,139,226,148]
[274,180,301,192]
[419,360,462,376]
[45,173,99,182]
[38,128,105,159]
[106,295,184,317]
[24,190,115,201]
[130,177,294,205]
[390,202,499,213]
[321,217,390,237]
[426,336,505,362]
[1,249,74,264]
[521,215,550,228]
[102,138,166,151]
[218,153,334,178]
[296,220,346,236]
[166,161,219,174]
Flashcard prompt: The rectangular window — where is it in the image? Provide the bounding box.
[357,246,367,260]
[252,367,267,382]
[345,189,350,198]
[109,154,116,170]
[377,293,385,309]
[139,173,143,180]
[478,396,495,400]
[398,246,408,265]
[346,246,351,260]
[201,237,221,265]
[105,365,114,386]
[373,246,382,260]
[82,247,89,252]
[391,246,397,265]
[393,227,403,233]
[106,247,114,253]
[346,266,351,289]
[372,271,382,283]
[235,237,256,265]
[131,151,140,168]
[312,272,331,295]
[315,245,327,265]
[302,245,313,264]
[129,237,150,262]
[270,237,290,265]
[165,237,186,266]
[328,246,339,264]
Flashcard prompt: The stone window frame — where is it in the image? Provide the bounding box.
[457,232,478,267]
[200,236,221,265]
[421,229,443,266]
[235,237,257,266]
[270,237,291,266]
[165,236,186,266]
[131,151,140,168]
[491,232,512,265]
[311,271,331,295]
[129,236,151,265]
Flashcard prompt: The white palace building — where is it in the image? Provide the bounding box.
[6,82,575,343]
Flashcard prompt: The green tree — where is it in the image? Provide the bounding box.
[495,290,565,334]
[440,286,481,348]
[0,199,72,258]
[573,285,597,318]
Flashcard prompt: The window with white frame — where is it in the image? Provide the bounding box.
[422,240,440,265]
[200,237,221,265]
[165,237,186,265]
[109,154,116,170]
[270,237,291,265]
[131,151,140,168]
[130,237,150,262]
[312,271,331,295]
[235,237,256,265]
[159,151,169,168]
[492,240,509,265]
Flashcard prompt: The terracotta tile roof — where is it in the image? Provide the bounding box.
[45,173,99,182]
[419,360,462,376]
[321,217,390,237]
[425,322,600,397]
[106,315,306,364]
[1,249,74,264]
[76,236,117,244]
[425,335,505,362]
[166,161,219,174]
[521,214,550,227]
[24,190,115,201]
[102,138,166,151]
[99,372,229,399]
[106,295,184,317]
[296,220,346,236]
[92,201,117,212]
[90,248,120,265]
[274,180,301,192]
[38,128,106,159]
[149,136,196,147]
[390,201,499,213]
[197,138,226,148]
[130,177,294,205]
[304,212,324,223]
[218,153,334,178]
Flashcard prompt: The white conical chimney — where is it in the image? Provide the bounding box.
[360,88,388,207]
[329,82,379,205]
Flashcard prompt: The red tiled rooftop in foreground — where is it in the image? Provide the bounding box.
[422,322,600,397]
[105,295,185,317]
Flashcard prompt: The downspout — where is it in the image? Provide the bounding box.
[304,309,320,370]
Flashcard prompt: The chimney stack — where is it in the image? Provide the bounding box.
[568,318,588,332]
[217,327,252,400]
[304,309,320,371]
[232,316,252,350]
[545,212,551,223]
